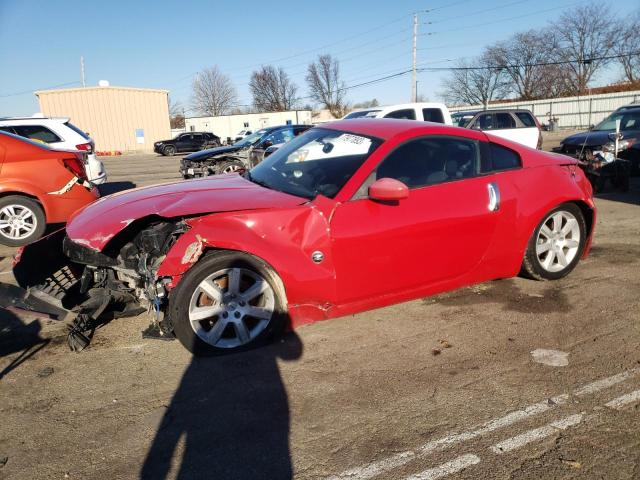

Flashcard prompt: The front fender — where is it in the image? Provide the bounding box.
[157,203,338,325]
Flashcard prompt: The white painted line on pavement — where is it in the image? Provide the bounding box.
[404,454,481,480]
[327,369,639,480]
[574,368,639,397]
[604,389,640,410]
[490,413,585,454]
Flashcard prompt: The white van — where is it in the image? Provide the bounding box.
[343,102,453,125]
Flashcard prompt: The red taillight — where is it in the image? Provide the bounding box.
[76,142,92,152]
[62,156,87,179]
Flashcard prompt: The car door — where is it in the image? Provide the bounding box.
[330,135,502,304]
[176,134,192,152]
[192,133,204,151]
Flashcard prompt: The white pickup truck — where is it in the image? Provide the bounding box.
[343,102,453,125]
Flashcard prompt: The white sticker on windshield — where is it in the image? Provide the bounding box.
[337,133,368,145]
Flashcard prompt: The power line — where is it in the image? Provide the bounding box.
[425,0,529,25]
[424,1,587,35]
[0,81,81,98]
[416,51,640,71]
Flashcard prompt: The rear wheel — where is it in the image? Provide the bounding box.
[169,251,287,356]
[163,145,176,156]
[214,159,244,175]
[0,195,46,247]
[521,203,586,280]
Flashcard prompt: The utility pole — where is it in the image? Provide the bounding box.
[411,13,417,103]
[80,56,86,87]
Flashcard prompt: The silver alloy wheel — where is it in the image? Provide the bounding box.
[0,204,37,240]
[188,267,275,348]
[535,210,581,273]
[222,164,241,173]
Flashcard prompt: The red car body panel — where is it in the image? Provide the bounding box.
[62,119,595,329]
[66,175,307,250]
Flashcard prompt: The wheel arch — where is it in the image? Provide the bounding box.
[0,189,47,219]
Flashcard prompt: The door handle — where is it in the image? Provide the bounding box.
[487,182,500,212]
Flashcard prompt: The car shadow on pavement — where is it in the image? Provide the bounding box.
[140,331,303,480]
[0,307,49,380]
[594,177,640,206]
[98,181,137,196]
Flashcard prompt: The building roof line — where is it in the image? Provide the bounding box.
[35,85,170,95]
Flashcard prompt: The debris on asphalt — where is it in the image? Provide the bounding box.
[438,339,452,349]
[37,366,54,378]
[531,348,569,367]
[560,459,582,469]
[431,348,441,356]
[0,456,7,468]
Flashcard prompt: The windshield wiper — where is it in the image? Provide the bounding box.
[246,172,273,190]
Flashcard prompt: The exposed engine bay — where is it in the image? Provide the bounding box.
[14,220,189,351]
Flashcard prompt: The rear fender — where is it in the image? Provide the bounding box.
[156,203,338,322]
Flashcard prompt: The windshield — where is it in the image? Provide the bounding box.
[343,109,381,119]
[248,128,382,200]
[593,110,640,131]
[452,113,475,128]
[234,129,269,147]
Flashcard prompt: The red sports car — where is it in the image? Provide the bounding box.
[15,119,595,355]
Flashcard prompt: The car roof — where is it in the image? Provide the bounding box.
[321,118,460,140]
[0,116,70,123]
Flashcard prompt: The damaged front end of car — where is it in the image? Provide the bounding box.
[13,219,191,351]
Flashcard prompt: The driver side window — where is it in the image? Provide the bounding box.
[374,136,480,189]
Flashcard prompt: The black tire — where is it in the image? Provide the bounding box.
[213,159,245,175]
[0,195,46,247]
[168,251,287,356]
[521,203,587,281]
[163,145,176,156]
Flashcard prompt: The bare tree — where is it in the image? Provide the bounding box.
[441,53,509,108]
[352,98,380,109]
[486,29,573,100]
[306,54,348,118]
[615,11,640,83]
[191,66,238,116]
[168,97,185,129]
[250,66,298,112]
[552,2,620,93]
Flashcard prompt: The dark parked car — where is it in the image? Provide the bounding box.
[180,124,311,178]
[558,105,640,174]
[154,132,220,156]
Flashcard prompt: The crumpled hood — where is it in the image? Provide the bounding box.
[562,129,640,147]
[184,144,246,161]
[66,174,306,251]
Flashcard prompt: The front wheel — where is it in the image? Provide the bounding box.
[0,196,46,247]
[169,251,287,356]
[163,145,176,156]
[521,203,587,281]
[214,159,244,175]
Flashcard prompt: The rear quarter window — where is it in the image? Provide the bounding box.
[486,143,522,172]
[515,112,536,127]
[384,109,417,120]
[422,108,445,123]
[12,125,62,143]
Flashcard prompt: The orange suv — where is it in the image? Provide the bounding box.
[0,131,99,246]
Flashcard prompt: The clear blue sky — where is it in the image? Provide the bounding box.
[1,0,638,116]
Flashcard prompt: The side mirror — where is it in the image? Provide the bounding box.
[262,140,273,148]
[369,178,409,202]
[608,132,622,141]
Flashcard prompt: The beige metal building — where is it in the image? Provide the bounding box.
[35,85,171,153]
